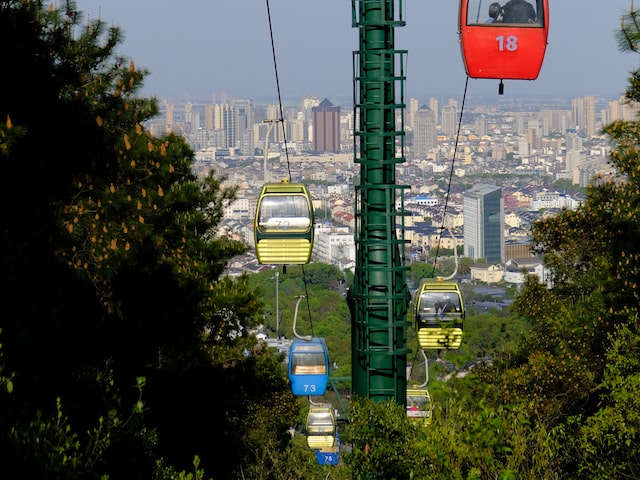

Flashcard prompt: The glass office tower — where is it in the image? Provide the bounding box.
[463,184,504,263]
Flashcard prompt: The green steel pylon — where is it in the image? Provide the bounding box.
[349,0,410,405]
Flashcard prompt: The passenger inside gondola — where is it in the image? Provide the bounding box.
[467,0,539,25]
[495,0,536,24]
[440,294,459,313]
[418,292,461,324]
[486,2,502,22]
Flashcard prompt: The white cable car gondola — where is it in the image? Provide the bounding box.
[306,403,336,450]
[406,350,433,425]
[406,388,433,425]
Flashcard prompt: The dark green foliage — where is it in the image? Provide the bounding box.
[569,317,640,479]
[345,394,564,480]
[0,2,283,479]
[460,310,529,361]
[145,341,299,480]
[463,6,640,477]
[6,1,640,478]
[408,261,437,285]
[345,397,426,480]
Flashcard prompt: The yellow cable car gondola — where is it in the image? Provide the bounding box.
[305,404,336,450]
[254,179,314,265]
[415,278,465,350]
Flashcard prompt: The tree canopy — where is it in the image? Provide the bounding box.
[5,1,640,479]
[0,2,289,478]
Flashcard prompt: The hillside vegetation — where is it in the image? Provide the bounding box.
[2,1,640,479]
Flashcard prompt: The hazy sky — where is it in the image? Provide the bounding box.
[77,1,639,103]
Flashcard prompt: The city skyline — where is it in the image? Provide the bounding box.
[155,93,631,158]
[79,1,639,103]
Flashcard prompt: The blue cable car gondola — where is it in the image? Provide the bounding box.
[459,0,549,91]
[288,337,330,396]
[415,278,465,350]
[254,179,314,265]
[287,296,330,396]
[316,432,340,466]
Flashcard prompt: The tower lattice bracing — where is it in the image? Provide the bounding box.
[349,0,410,404]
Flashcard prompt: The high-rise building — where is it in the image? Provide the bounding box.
[165,103,174,129]
[539,109,572,134]
[429,98,439,124]
[206,100,254,150]
[565,132,583,152]
[441,104,457,138]
[290,117,306,143]
[312,98,340,153]
[607,96,640,123]
[204,104,215,131]
[302,97,320,142]
[463,184,504,263]
[184,102,199,135]
[584,95,596,137]
[214,104,237,149]
[473,115,487,136]
[572,95,597,137]
[240,129,254,156]
[515,114,528,136]
[407,97,419,128]
[233,99,254,142]
[413,106,437,158]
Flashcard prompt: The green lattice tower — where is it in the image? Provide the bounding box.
[349,0,410,404]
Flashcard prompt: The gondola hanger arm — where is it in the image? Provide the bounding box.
[292,295,310,340]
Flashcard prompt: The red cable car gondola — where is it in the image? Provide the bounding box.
[459,0,549,90]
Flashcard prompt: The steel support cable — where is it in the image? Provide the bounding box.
[408,344,419,379]
[265,0,292,180]
[431,75,469,277]
[265,0,314,336]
